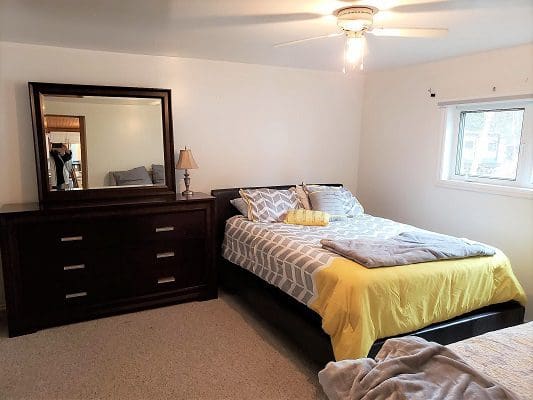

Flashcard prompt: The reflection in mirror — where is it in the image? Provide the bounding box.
[42,95,165,191]
[45,115,87,189]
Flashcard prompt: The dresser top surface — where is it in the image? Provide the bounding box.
[0,193,214,216]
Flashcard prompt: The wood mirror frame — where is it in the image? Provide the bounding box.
[29,82,176,205]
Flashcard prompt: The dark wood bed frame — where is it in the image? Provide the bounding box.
[211,184,525,364]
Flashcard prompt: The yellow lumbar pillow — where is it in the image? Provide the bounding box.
[284,209,330,226]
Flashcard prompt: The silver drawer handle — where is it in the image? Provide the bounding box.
[155,226,175,233]
[156,251,175,259]
[61,235,83,242]
[157,276,175,284]
[64,264,85,271]
[65,291,87,299]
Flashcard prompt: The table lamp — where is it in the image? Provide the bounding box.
[176,146,199,196]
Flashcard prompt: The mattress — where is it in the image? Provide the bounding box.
[222,214,526,360]
[448,322,533,400]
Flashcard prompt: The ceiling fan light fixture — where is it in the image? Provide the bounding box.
[335,6,377,32]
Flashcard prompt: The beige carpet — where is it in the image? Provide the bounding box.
[0,292,327,400]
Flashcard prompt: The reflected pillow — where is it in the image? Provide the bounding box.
[151,164,165,185]
[112,166,152,186]
[230,198,249,217]
[284,209,329,226]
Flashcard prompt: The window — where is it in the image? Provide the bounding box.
[456,108,524,180]
[441,98,533,195]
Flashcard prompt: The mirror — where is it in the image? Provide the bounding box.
[42,96,164,190]
[30,83,175,204]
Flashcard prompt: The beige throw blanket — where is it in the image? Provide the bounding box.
[318,336,519,400]
[320,231,495,268]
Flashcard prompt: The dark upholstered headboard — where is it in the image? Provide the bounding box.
[210,184,342,255]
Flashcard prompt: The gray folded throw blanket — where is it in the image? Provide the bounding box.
[318,336,519,400]
[320,231,495,268]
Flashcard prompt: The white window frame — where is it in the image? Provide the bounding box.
[438,96,533,199]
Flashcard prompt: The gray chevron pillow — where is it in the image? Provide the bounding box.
[239,188,299,222]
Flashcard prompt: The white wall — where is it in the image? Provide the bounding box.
[358,44,533,319]
[0,41,364,305]
[4,38,527,324]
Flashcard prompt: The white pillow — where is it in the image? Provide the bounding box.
[307,188,346,221]
[339,187,364,217]
[230,198,249,217]
[305,185,364,218]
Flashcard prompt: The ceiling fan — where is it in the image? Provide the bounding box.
[274,4,448,72]
[178,0,517,70]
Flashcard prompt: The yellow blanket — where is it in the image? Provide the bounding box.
[310,249,527,361]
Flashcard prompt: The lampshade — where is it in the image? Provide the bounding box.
[176,148,199,169]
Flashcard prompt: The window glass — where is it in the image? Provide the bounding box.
[457,109,524,180]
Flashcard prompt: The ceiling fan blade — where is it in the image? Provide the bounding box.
[388,0,529,13]
[368,27,448,38]
[274,33,344,47]
[336,0,445,10]
[178,12,324,28]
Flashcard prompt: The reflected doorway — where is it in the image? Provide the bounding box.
[44,114,88,189]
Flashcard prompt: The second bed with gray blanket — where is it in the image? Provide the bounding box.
[318,322,533,400]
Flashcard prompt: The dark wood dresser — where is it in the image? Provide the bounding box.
[0,193,217,337]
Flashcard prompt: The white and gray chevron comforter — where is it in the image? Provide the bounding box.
[222,214,417,305]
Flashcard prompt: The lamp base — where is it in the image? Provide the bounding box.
[182,169,194,197]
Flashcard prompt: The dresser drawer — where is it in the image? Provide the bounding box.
[18,219,121,253]
[123,210,206,242]
[20,245,124,305]
[123,238,208,295]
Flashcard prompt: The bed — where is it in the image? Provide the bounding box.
[319,322,533,400]
[447,322,533,399]
[212,185,526,362]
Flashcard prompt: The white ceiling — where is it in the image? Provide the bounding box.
[1,0,532,71]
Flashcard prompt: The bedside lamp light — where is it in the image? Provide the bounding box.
[176,146,199,196]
